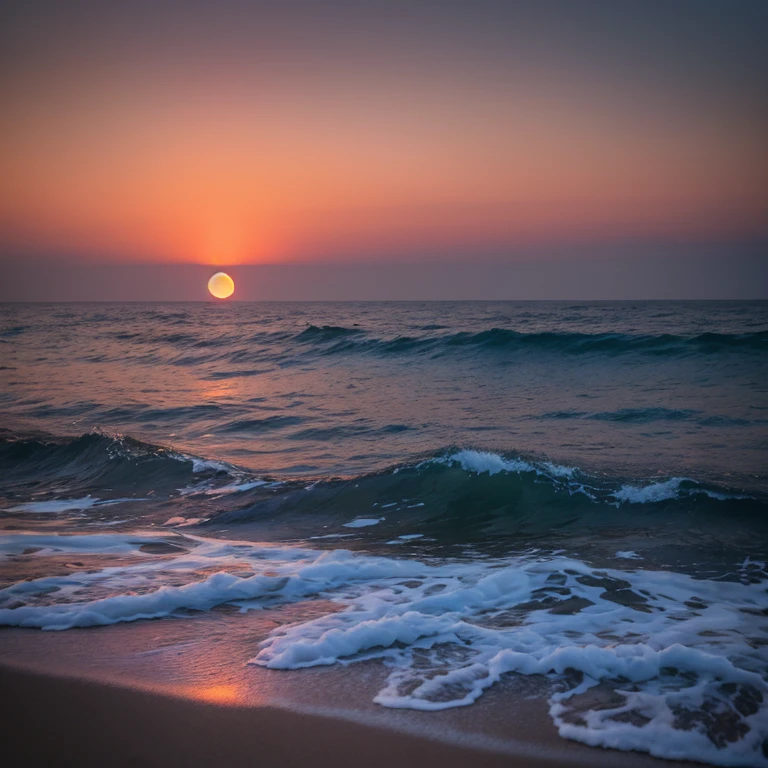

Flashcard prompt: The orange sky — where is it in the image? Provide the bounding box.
[1,2,766,266]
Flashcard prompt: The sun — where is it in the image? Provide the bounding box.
[208,272,235,299]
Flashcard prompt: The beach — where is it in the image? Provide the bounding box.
[0,620,700,768]
[2,664,525,768]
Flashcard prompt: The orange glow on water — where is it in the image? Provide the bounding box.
[184,683,244,706]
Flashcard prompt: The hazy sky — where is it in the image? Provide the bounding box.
[1,1,767,298]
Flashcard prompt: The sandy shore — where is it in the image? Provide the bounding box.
[0,612,703,768]
[1,662,563,768]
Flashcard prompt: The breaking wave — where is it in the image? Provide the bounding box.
[2,435,764,539]
[0,431,248,506]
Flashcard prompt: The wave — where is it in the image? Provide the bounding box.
[294,324,364,341]
[540,407,766,426]
[0,324,29,338]
[0,430,244,504]
[2,435,764,537]
[288,327,768,359]
[1,532,766,765]
[206,448,765,542]
[428,450,757,505]
[76,325,768,369]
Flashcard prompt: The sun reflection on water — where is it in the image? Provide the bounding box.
[183,682,246,706]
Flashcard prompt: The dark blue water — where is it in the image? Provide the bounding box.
[2,300,767,482]
[1,301,767,765]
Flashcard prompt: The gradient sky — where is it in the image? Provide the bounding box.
[1,1,767,298]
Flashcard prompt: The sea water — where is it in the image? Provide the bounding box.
[1,301,767,765]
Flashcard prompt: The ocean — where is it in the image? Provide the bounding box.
[1,300,767,766]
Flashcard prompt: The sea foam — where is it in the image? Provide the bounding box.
[0,531,765,765]
[1,496,145,514]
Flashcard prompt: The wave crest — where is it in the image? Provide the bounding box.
[278,327,768,362]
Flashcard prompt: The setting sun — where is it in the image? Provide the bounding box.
[208,272,235,299]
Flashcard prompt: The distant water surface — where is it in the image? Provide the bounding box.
[1,300,767,483]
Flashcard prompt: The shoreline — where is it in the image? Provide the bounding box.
[0,649,703,768]
[0,610,706,768]
[1,661,566,768]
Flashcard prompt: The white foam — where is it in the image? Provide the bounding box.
[4,496,101,513]
[162,448,240,477]
[0,537,427,630]
[615,551,642,560]
[343,518,384,528]
[441,450,578,481]
[0,531,173,556]
[612,477,688,504]
[446,450,533,476]
[1,532,766,765]
[438,451,585,497]
[178,476,272,497]
[435,452,747,507]
[202,479,267,495]
[249,555,768,766]
[3,496,145,514]
[611,477,749,505]
[189,457,236,475]
[386,534,426,545]
[541,462,577,479]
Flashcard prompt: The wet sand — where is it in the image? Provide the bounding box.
[0,615,703,768]
[3,662,545,768]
